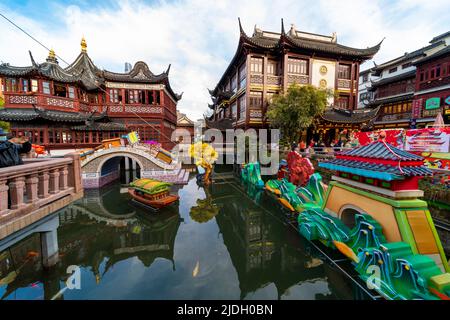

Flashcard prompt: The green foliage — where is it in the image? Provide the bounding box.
[266,84,332,146]
[0,96,10,132]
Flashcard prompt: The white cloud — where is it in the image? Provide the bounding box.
[0,0,449,120]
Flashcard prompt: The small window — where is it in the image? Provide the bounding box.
[436,65,441,78]
[68,87,75,99]
[267,60,278,75]
[338,64,351,79]
[42,81,51,94]
[31,79,38,92]
[250,57,263,74]
[239,95,246,120]
[249,91,263,108]
[402,62,412,69]
[21,79,29,92]
[54,83,67,97]
[388,67,397,74]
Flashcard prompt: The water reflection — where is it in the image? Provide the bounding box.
[1,173,369,300]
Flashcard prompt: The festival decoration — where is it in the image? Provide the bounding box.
[263,140,450,300]
[241,162,264,188]
[189,142,218,186]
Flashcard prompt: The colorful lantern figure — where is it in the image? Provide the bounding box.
[189,142,218,186]
[126,131,139,145]
[286,149,315,186]
[32,144,46,156]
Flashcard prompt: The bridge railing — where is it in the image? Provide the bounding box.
[0,154,83,239]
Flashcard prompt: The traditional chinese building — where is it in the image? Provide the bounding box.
[206,19,382,143]
[0,38,181,151]
[413,37,450,125]
[175,111,195,139]
[361,31,450,129]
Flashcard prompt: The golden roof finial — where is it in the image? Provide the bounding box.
[48,48,56,59]
[81,36,87,53]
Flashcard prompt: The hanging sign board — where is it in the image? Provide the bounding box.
[425,97,441,110]
[412,98,423,118]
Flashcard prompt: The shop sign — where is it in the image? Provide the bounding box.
[411,98,422,118]
[425,97,441,110]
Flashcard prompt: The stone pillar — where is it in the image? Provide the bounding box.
[64,153,82,194]
[41,229,59,268]
[49,169,60,194]
[38,171,50,199]
[9,177,26,210]
[25,174,39,204]
[59,166,69,191]
[124,157,130,170]
[131,159,137,171]
[125,170,130,185]
[0,180,9,216]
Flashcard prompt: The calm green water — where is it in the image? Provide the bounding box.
[0,171,368,300]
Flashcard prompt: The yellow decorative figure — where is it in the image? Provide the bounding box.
[189,142,218,186]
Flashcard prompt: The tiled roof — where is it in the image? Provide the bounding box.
[0,60,81,84]
[414,45,450,66]
[371,40,445,73]
[64,51,103,90]
[340,141,423,161]
[319,158,432,181]
[71,122,126,131]
[239,19,382,59]
[0,107,107,123]
[370,70,416,88]
[0,108,39,121]
[320,107,380,124]
[368,93,414,105]
[204,118,234,130]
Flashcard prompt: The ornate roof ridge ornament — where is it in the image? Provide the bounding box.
[46,48,58,64]
[28,50,38,68]
[81,36,87,53]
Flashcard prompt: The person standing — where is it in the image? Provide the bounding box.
[0,131,32,168]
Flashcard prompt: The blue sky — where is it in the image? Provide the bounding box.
[0,0,449,119]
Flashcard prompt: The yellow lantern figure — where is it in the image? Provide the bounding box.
[189,142,218,185]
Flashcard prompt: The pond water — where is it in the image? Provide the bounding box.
[0,170,369,300]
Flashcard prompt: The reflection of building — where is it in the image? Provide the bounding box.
[360,31,450,129]
[0,184,180,299]
[211,182,327,299]
[206,19,381,140]
[0,38,181,150]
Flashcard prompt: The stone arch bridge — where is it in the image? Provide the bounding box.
[81,146,189,188]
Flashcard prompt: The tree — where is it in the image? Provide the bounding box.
[266,84,332,146]
[0,96,10,132]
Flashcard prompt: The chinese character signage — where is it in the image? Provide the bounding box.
[425,97,441,110]
[411,98,422,118]
[405,128,450,153]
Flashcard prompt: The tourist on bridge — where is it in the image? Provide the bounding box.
[0,130,32,168]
